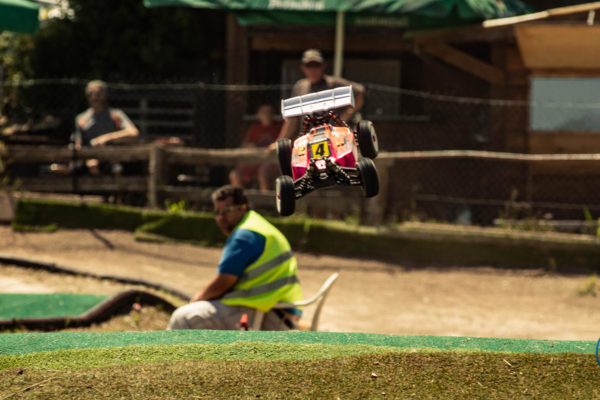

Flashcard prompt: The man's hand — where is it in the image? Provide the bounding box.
[90,135,108,147]
[190,274,239,302]
[85,159,100,175]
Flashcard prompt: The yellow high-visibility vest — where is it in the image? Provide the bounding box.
[221,210,303,312]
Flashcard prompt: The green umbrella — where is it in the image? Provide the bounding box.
[143,0,530,24]
[143,0,531,76]
[0,0,39,34]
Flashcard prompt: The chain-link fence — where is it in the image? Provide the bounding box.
[4,79,597,149]
[0,79,519,149]
[383,154,600,230]
[1,79,600,230]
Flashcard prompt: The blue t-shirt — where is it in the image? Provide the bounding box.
[218,228,265,277]
[218,228,301,316]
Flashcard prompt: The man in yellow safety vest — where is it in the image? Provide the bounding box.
[168,185,303,330]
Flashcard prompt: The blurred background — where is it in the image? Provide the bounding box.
[2,0,600,229]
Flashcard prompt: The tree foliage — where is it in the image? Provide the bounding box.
[28,0,226,82]
[0,0,227,141]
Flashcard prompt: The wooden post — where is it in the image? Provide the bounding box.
[148,143,164,209]
[140,97,149,142]
[0,190,15,223]
[362,159,392,225]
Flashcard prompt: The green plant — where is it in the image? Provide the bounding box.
[12,223,59,233]
[343,208,360,226]
[165,200,187,213]
[0,140,21,193]
[577,274,597,297]
[496,209,555,233]
[583,207,596,236]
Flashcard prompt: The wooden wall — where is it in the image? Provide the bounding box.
[514,24,600,214]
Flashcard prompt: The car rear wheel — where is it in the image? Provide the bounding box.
[276,175,295,216]
[357,158,379,198]
[277,139,293,177]
[357,120,379,159]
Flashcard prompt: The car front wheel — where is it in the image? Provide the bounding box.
[276,139,293,177]
[276,175,295,216]
[356,120,379,159]
[357,158,379,198]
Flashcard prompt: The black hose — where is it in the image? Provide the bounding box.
[0,289,176,331]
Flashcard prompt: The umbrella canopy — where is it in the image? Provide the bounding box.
[0,0,39,34]
[143,0,531,76]
[143,0,531,28]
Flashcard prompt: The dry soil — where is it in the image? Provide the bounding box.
[1,225,598,340]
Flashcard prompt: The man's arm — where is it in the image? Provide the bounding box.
[270,80,307,146]
[278,116,301,141]
[268,117,300,151]
[193,228,264,302]
[90,109,139,146]
[353,88,365,113]
[190,273,239,302]
[339,91,363,122]
[334,77,364,121]
[90,125,139,146]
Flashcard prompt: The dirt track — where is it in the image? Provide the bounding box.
[1,225,599,340]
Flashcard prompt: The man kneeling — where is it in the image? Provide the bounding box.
[168,185,302,330]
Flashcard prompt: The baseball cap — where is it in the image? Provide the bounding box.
[301,49,324,64]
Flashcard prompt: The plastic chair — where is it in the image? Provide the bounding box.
[250,272,340,331]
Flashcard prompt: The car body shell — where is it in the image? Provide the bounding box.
[291,124,357,181]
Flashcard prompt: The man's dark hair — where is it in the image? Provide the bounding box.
[211,185,248,205]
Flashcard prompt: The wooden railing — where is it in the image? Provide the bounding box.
[9,144,597,225]
[5,144,389,223]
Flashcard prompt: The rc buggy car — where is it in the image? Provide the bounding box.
[275,85,379,216]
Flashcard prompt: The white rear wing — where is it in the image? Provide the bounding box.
[281,85,355,118]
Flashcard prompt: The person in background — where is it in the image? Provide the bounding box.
[273,49,365,144]
[229,104,281,192]
[73,80,139,175]
[168,185,303,330]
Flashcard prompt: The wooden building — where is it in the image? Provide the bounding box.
[223,2,600,223]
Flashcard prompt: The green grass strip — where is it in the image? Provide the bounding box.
[0,293,108,319]
[0,330,594,356]
[1,352,599,399]
[0,342,411,370]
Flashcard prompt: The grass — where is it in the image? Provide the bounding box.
[577,274,597,297]
[1,348,598,399]
[10,223,59,233]
[0,342,412,370]
[2,331,597,398]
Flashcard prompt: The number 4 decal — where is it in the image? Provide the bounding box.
[311,142,330,158]
[315,143,325,156]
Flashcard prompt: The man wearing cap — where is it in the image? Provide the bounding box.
[275,49,365,142]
